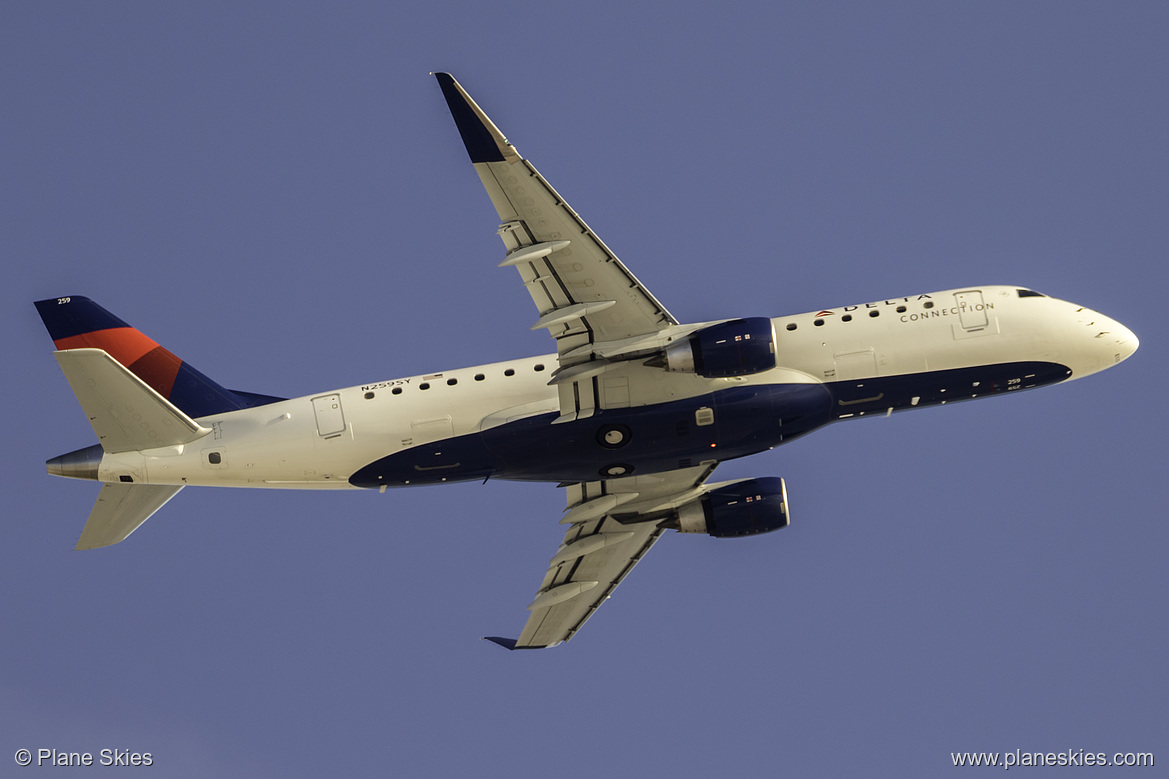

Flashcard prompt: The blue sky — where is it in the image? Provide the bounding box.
[3,2,1166,776]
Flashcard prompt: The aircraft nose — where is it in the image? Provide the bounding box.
[1099,317,1139,365]
[1076,309,1138,373]
[1058,302,1139,379]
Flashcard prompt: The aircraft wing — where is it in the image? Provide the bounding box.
[487,463,716,649]
[434,73,678,360]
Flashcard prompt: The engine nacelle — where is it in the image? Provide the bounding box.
[674,477,789,538]
[660,317,776,378]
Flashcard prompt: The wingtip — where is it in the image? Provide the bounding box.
[483,636,557,650]
[434,74,519,165]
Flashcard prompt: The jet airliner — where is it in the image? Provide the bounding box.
[37,74,1138,649]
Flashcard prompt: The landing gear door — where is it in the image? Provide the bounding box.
[312,394,346,438]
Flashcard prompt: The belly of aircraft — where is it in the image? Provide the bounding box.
[348,382,835,487]
[346,356,1075,489]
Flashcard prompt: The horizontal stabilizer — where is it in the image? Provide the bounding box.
[77,483,182,550]
[54,348,212,453]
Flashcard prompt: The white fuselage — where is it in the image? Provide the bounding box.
[91,286,1137,490]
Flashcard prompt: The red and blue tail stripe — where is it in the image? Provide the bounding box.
[35,296,283,418]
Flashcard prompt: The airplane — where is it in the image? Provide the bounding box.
[36,73,1139,649]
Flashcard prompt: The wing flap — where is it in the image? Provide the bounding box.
[518,518,664,648]
[487,165,675,345]
[494,464,717,649]
[434,73,677,353]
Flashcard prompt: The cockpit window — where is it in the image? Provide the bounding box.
[1017,289,1046,298]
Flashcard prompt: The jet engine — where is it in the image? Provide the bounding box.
[654,318,776,377]
[671,477,789,538]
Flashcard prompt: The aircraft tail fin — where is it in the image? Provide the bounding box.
[77,483,183,550]
[54,348,212,453]
[35,296,283,418]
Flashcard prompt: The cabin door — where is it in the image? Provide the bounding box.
[955,290,989,331]
[312,394,346,438]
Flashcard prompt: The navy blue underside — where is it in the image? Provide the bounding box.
[826,360,1071,418]
[348,361,1070,489]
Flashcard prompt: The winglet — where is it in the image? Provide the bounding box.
[483,636,557,650]
[433,73,521,164]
